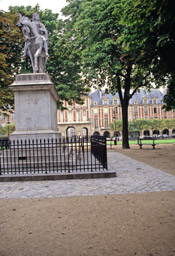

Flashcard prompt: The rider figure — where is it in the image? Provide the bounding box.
[32,12,49,57]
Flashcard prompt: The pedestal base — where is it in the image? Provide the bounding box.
[10,130,61,142]
[9,73,61,142]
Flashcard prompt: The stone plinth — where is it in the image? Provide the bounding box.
[9,73,61,141]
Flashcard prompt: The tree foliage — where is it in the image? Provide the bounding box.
[61,0,162,148]
[119,0,175,110]
[0,11,22,110]
[0,123,15,137]
[111,119,175,133]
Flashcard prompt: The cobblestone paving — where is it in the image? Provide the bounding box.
[0,152,175,199]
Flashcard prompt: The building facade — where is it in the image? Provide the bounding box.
[57,89,175,138]
[57,95,91,138]
[1,89,175,138]
[0,111,15,127]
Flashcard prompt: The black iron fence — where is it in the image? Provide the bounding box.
[0,136,107,175]
[91,136,107,169]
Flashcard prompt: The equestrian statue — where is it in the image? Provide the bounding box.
[17,12,49,73]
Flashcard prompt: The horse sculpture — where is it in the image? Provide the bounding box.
[17,13,49,73]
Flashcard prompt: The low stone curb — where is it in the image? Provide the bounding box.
[0,171,116,182]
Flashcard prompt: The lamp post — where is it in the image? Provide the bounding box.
[5,104,11,138]
[133,117,136,140]
[113,116,117,145]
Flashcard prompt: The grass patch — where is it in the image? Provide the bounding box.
[107,139,175,146]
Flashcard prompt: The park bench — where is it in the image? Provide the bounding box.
[137,137,157,149]
[107,137,118,149]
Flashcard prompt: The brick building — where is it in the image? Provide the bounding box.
[0,111,15,127]
[57,89,175,138]
[1,89,175,138]
[57,95,91,138]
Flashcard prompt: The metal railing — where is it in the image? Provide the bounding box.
[91,136,107,169]
[0,136,107,175]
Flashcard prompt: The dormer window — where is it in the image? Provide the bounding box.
[113,98,118,105]
[143,98,148,104]
[93,101,98,105]
[152,98,157,104]
[103,99,108,105]
[134,100,138,104]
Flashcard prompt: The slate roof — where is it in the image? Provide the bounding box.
[90,89,163,105]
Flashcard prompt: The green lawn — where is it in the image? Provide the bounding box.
[107,139,175,145]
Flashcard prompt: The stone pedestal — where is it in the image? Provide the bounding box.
[9,73,61,141]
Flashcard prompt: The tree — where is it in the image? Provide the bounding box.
[163,79,175,111]
[62,0,161,148]
[110,120,122,133]
[119,0,175,110]
[164,119,175,131]
[0,11,22,110]
[0,123,15,137]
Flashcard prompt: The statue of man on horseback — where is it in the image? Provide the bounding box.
[17,12,49,73]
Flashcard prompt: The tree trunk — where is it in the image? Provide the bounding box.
[122,99,130,149]
[116,68,131,149]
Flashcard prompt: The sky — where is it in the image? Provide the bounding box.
[0,0,67,14]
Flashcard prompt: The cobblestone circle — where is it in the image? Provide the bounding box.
[0,152,175,199]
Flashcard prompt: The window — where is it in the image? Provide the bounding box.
[154,106,157,114]
[114,107,118,114]
[77,111,80,121]
[68,111,72,122]
[11,112,15,121]
[134,106,138,113]
[104,107,108,114]
[143,98,148,104]
[1,114,5,120]
[104,118,108,128]
[134,100,138,104]
[61,111,64,122]
[144,106,148,113]
[94,108,98,114]
[83,110,86,121]
[93,101,97,105]
[94,118,98,128]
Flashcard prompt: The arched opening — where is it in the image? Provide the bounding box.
[153,130,160,135]
[163,129,169,135]
[143,130,150,136]
[103,131,110,138]
[114,131,120,137]
[66,126,76,139]
[172,129,175,137]
[93,131,100,137]
[82,127,88,141]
